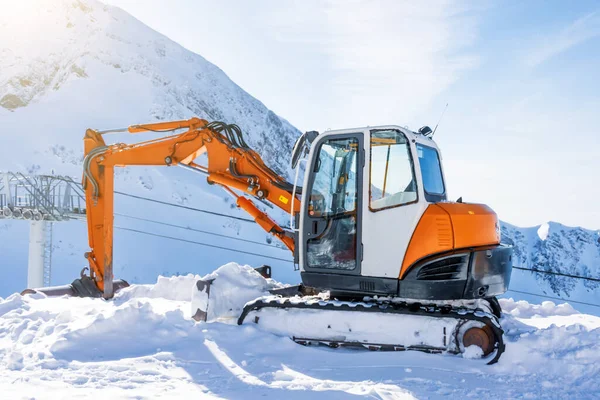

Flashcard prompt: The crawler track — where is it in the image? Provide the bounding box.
[238,296,505,364]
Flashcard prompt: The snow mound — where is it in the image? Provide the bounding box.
[118,263,282,321]
[118,274,201,302]
[500,298,578,317]
[200,262,282,321]
[462,345,483,359]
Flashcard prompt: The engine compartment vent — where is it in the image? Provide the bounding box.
[416,255,469,281]
[359,281,376,292]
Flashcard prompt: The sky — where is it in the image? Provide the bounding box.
[103,0,600,229]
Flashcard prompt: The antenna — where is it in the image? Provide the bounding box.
[432,103,448,137]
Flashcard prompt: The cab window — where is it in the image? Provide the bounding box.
[309,138,358,217]
[307,137,359,271]
[416,144,445,195]
[369,130,417,211]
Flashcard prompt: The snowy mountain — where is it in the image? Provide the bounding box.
[0,0,299,174]
[501,221,600,311]
[0,0,301,296]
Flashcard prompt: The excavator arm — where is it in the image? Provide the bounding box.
[81,117,300,298]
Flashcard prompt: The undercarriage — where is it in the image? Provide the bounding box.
[236,288,505,364]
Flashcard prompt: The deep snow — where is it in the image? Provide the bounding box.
[1,263,599,399]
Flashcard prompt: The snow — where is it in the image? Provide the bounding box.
[500,298,579,318]
[194,262,282,322]
[1,263,600,399]
[462,345,483,359]
[537,222,550,240]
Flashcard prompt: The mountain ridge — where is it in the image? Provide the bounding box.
[501,220,600,312]
[0,0,299,177]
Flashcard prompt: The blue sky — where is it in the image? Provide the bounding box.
[103,0,600,230]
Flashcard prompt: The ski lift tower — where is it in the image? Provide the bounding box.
[0,172,86,288]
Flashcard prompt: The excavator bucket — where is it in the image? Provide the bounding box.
[191,265,272,322]
[191,279,213,322]
[21,275,129,298]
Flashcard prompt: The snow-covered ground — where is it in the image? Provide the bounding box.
[1,263,599,399]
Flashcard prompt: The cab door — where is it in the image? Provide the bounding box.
[360,129,429,279]
[300,134,364,275]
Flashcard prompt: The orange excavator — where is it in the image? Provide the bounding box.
[28,118,513,363]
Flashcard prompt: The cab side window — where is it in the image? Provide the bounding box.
[416,144,445,196]
[370,130,417,211]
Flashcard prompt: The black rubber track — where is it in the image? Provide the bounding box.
[486,296,503,319]
[238,298,506,365]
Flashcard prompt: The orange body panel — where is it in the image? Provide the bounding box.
[399,203,500,278]
[435,203,500,249]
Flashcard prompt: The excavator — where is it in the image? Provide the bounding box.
[25,117,513,363]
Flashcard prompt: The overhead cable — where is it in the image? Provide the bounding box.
[114,226,294,264]
[114,212,285,250]
[506,289,600,309]
[512,266,600,283]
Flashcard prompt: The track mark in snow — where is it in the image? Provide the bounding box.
[204,339,269,386]
[272,365,416,399]
[204,339,416,399]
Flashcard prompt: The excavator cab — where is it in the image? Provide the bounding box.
[231,125,511,363]
[294,126,512,300]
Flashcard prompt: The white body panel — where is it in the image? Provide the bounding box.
[299,125,446,279]
[361,201,429,278]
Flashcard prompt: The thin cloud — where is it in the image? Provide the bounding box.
[526,11,600,67]
[264,0,480,127]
